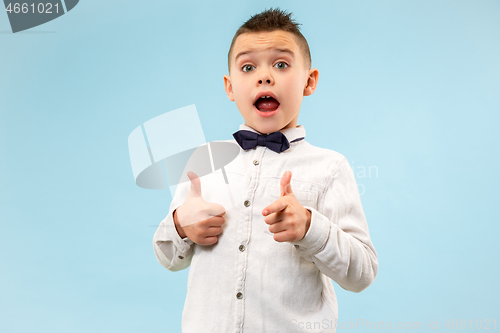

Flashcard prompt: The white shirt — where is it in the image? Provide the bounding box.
[153,124,378,333]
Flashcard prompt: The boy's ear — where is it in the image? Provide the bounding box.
[224,75,235,101]
[303,68,319,96]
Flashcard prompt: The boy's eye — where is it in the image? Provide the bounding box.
[242,65,255,72]
[274,62,288,70]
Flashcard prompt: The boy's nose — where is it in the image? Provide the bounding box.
[257,72,274,86]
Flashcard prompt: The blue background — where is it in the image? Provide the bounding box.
[1,0,499,332]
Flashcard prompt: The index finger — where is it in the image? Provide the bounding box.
[262,198,288,217]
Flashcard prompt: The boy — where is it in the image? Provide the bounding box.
[153,8,378,333]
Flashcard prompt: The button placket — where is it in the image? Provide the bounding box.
[235,147,264,329]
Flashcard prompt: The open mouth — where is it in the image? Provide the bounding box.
[254,95,280,112]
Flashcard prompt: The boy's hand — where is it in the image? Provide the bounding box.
[173,171,226,245]
[262,171,312,243]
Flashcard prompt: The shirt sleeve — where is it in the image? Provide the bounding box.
[291,157,378,293]
[153,181,195,272]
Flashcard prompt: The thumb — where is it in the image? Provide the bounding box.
[187,171,203,198]
[280,171,293,196]
[206,202,226,217]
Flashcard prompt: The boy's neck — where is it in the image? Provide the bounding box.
[244,122,300,135]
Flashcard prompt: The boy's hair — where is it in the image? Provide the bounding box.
[228,8,312,71]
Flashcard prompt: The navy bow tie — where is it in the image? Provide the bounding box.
[233,130,291,153]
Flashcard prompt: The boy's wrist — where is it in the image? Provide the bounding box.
[173,209,187,239]
[302,208,311,240]
[305,208,311,233]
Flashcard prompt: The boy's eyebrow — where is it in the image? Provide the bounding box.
[235,48,295,62]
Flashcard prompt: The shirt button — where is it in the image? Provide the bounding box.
[239,244,245,252]
[178,255,184,259]
[253,160,259,165]
[236,292,243,299]
[244,200,250,207]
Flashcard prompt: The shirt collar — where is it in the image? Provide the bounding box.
[238,123,306,143]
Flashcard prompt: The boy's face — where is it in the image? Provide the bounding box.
[224,30,319,134]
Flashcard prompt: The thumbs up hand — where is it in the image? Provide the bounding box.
[262,171,312,243]
[173,171,226,245]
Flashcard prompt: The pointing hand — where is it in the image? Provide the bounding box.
[174,171,226,245]
[262,171,312,243]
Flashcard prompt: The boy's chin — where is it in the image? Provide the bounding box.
[248,121,285,135]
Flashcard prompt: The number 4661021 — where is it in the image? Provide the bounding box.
[444,319,496,330]
[5,3,60,14]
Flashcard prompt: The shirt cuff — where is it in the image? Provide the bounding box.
[156,208,194,253]
[291,206,330,255]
